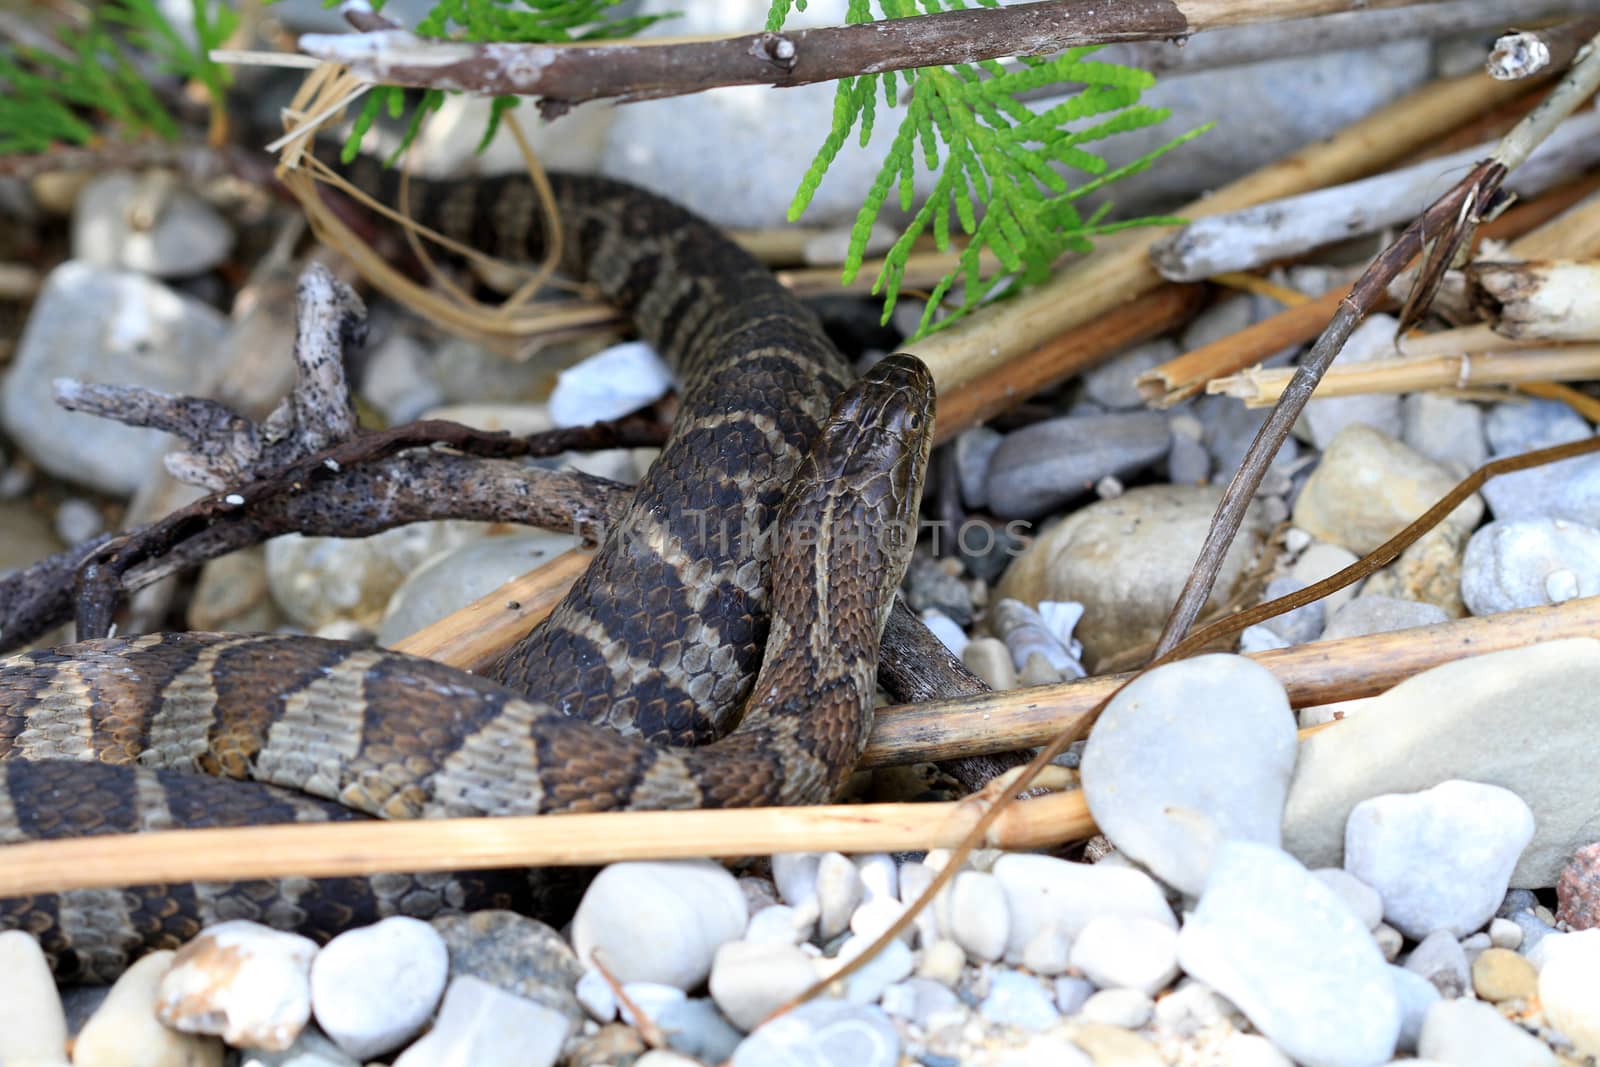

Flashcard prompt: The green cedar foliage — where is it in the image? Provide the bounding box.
[778,0,1209,338]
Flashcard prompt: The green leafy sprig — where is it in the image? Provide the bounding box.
[0,0,237,155]
[779,0,1209,338]
[337,0,676,164]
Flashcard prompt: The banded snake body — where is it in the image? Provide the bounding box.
[0,167,935,982]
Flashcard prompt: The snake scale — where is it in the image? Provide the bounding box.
[0,164,936,982]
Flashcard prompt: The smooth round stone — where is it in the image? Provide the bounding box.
[1069,916,1180,995]
[816,853,865,940]
[378,531,579,644]
[1258,574,1325,644]
[993,485,1268,669]
[0,931,68,1066]
[1345,780,1535,940]
[1290,541,1364,616]
[1083,655,1297,896]
[991,854,1175,965]
[310,917,448,1061]
[1481,399,1600,525]
[709,942,817,1032]
[1386,964,1439,1055]
[1487,398,1589,454]
[1539,929,1600,1058]
[730,1000,900,1067]
[1471,947,1538,1002]
[879,977,961,1027]
[1488,917,1524,950]
[1404,930,1470,999]
[1313,869,1385,930]
[979,970,1060,1031]
[962,637,1017,691]
[854,854,898,903]
[849,898,910,943]
[390,975,573,1067]
[1055,975,1096,1016]
[157,920,317,1051]
[72,172,233,276]
[1292,423,1483,555]
[1176,842,1400,1067]
[1417,998,1557,1066]
[985,412,1173,519]
[1460,518,1600,616]
[619,982,686,1027]
[2,262,227,494]
[1085,339,1180,410]
[430,911,584,1025]
[572,860,747,989]
[899,862,941,949]
[1373,924,1403,962]
[1282,639,1600,887]
[1077,988,1154,1029]
[74,952,223,1067]
[1557,841,1600,930]
[575,969,617,1022]
[940,871,1009,963]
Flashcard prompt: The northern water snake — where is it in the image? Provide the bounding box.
[0,167,935,981]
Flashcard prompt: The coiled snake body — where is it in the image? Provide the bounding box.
[0,170,935,982]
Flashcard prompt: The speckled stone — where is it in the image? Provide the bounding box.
[430,911,584,1025]
[1556,842,1600,930]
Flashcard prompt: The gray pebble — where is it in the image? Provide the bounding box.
[53,498,104,545]
[1387,964,1441,1054]
[985,412,1172,519]
[2,262,226,494]
[1480,400,1600,525]
[1084,339,1179,410]
[955,427,1004,511]
[1082,655,1298,896]
[731,1000,899,1067]
[1402,393,1487,475]
[73,172,234,277]
[906,555,973,627]
[979,971,1059,1031]
[430,910,583,1025]
[1302,316,1404,449]
[1259,575,1325,644]
[1318,595,1449,642]
[1486,398,1588,455]
[380,533,579,646]
[1404,930,1471,999]
[1167,413,1212,484]
[1177,842,1400,1067]
[1417,997,1557,1066]
[1460,518,1600,616]
[1345,781,1535,940]
[836,935,913,1006]
[657,998,743,1063]
[879,978,961,1028]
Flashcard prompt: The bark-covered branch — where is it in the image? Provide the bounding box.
[296,0,1435,115]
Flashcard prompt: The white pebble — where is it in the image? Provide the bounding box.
[548,340,672,426]
[920,609,969,657]
[54,497,103,543]
[575,969,617,1022]
[1079,988,1154,1029]
[391,975,573,1067]
[1312,868,1385,930]
[1489,917,1524,950]
[898,862,940,948]
[310,917,448,1060]
[850,898,911,943]
[854,854,898,903]
[710,942,817,1032]
[572,860,747,989]
[1539,928,1600,1058]
[745,904,813,946]
[771,853,823,908]
[833,935,914,1005]
[980,970,1060,1031]
[991,854,1175,964]
[816,852,865,940]
[0,931,67,1066]
[940,870,1009,963]
[157,920,317,1051]
[618,982,685,1027]
[1020,921,1073,976]
[1069,916,1180,995]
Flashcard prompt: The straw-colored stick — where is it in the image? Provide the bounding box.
[1211,343,1600,405]
[6,597,1596,897]
[904,70,1533,397]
